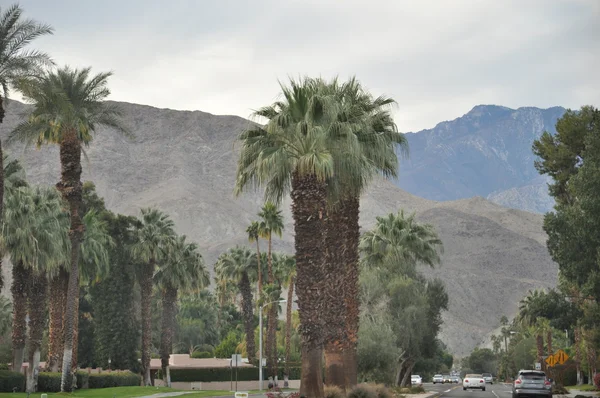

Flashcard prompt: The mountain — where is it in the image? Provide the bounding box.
[396,105,566,213]
[0,100,557,357]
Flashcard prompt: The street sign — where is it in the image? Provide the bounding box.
[555,349,569,365]
[535,362,541,370]
[546,355,557,367]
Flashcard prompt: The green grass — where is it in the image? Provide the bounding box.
[0,387,233,398]
[565,384,599,392]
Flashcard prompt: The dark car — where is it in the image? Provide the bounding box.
[512,370,552,398]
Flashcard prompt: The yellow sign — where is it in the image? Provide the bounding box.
[555,349,569,365]
[546,355,557,367]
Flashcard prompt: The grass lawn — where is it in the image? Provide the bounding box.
[565,384,599,392]
[0,387,233,398]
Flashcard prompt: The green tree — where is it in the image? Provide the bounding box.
[9,66,129,392]
[214,330,241,359]
[176,291,222,354]
[155,235,208,385]
[131,208,175,385]
[246,221,263,295]
[214,247,257,363]
[0,4,53,254]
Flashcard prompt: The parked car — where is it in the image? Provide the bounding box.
[443,374,452,383]
[483,373,494,384]
[450,375,460,383]
[411,375,423,386]
[433,374,443,384]
[512,370,552,398]
[463,374,486,391]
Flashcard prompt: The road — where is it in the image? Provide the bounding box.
[423,382,514,398]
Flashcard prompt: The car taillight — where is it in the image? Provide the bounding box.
[515,380,522,385]
[544,380,552,389]
[465,379,469,383]
[480,380,484,383]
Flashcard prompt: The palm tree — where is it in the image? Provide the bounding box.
[236,77,347,398]
[273,254,296,380]
[2,185,68,389]
[214,246,257,363]
[8,66,129,392]
[246,221,263,295]
[319,78,406,388]
[0,4,53,242]
[258,202,284,377]
[131,208,175,386]
[155,235,208,386]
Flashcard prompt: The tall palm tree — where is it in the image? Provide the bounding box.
[273,254,296,380]
[131,208,175,386]
[215,246,257,363]
[155,235,208,386]
[258,202,284,376]
[2,185,68,389]
[8,66,129,392]
[246,221,263,296]
[319,78,406,389]
[236,77,349,398]
[0,4,53,241]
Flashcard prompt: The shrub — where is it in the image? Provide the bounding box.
[0,364,8,370]
[594,373,600,389]
[159,366,302,382]
[77,370,90,389]
[373,384,393,398]
[409,386,425,394]
[191,351,213,359]
[88,371,140,388]
[324,385,346,398]
[37,372,61,392]
[0,370,25,392]
[348,384,377,398]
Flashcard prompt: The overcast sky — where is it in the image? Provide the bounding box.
[15,0,600,132]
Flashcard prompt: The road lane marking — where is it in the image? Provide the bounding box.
[492,391,499,398]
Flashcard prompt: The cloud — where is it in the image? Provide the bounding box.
[18,0,600,131]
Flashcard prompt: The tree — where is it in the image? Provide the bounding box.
[258,202,284,376]
[131,208,175,386]
[273,254,297,378]
[246,221,263,296]
[236,77,360,398]
[2,185,68,390]
[155,235,208,386]
[0,4,53,258]
[9,66,129,391]
[214,247,257,363]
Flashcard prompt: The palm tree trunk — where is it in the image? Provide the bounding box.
[141,261,154,386]
[0,136,3,292]
[57,129,85,392]
[324,202,350,390]
[342,197,360,388]
[291,172,327,398]
[47,268,68,372]
[536,334,544,368]
[284,277,294,377]
[160,286,177,388]
[575,327,582,385]
[239,272,256,363]
[266,233,277,378]
[27,272,47,393]
[256,240,263,296]
[547,331,553,356]
[71,288,80,374]
[271,305,278,378]
[11,261,29,373]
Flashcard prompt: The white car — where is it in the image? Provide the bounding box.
[411,375,423,386]
[433,374,443,384]
[463,374,486,391]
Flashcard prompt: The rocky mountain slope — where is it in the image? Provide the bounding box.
[397,105,565,213]
[0,100,557,357]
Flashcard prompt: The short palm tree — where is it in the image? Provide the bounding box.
[131,208,175,386]
[2,185,68,390]
[0,4,53,238]
[155,235,208,386]
[236,77,347,398]
[8,66,129,392]
[214,247,257,363]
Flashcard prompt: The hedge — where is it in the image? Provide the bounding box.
[191,351,213,359]
[88,371,140,388]
[158,367,302,382]
[0,370,25,392]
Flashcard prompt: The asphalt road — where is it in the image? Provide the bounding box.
[423,382,514,398]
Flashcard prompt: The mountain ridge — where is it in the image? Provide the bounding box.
[0,100,557,357]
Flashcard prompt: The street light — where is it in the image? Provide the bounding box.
[259,299,287,391]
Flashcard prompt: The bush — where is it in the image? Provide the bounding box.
[88,371,140,388]
[594,373,600,389]
[324,385,346,398]
[38,372,61,392]
[0,364,8,370]
[409,386,425,394]
[373,384,393,398]
[77,370,90,389]
[159,366,302,382]
[191,351,213,359]
[348,384,378,398]
[0,370,25,392]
